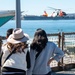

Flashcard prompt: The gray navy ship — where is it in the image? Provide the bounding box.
[23,7,75,20]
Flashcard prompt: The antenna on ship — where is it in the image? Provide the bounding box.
[48,7,61,11]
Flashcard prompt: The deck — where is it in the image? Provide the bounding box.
[0,68,75,75]
[52,68,75,75]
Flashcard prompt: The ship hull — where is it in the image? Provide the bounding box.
[24,14,75,20]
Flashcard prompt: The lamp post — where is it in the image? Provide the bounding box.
[16,0,21,28]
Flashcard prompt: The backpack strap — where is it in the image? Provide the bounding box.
[26,50,31,69]
[0,51,3,66]
[3,48,15,65]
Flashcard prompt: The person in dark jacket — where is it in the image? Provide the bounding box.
[6,28,13,39]
[0,28,13,68]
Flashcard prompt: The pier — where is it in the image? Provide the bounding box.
[52,68,75,75]
[47,32,75,75]
[0,32,75,75]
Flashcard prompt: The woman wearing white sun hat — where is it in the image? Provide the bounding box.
[0,28,31,75]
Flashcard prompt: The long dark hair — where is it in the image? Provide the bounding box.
[30,28,48,52]
[6,28,13,38]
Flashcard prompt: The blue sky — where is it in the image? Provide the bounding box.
[0,0,75,15]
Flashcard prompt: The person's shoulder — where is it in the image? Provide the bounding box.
[2,43,7,46]
[47,41,57,48]
[47,41,56,45]
[2,43,8,49]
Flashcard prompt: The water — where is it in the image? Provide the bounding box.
[0,20,75,38]
[0,20,75,66]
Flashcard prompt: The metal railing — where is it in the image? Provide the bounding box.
[47,32,75,71]
[0,32,75,71]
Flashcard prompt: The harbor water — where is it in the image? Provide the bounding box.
[0,20,75,38]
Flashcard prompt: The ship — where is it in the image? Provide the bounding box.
[23,7,75,20]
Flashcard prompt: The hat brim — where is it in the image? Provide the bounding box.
[7,33,29,44]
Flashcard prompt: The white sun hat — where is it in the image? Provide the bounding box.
[7,28,29,44]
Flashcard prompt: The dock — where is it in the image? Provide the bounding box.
[0,68,75,75]
[0,32,75,75]
[52,68,75,75]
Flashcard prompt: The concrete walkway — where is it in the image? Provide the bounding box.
[0,68,75,75]
[52,68,75,75]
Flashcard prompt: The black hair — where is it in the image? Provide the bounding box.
[6,28,13,38]
[30,28,48,52]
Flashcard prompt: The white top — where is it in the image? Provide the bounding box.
[1,44,29,71]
